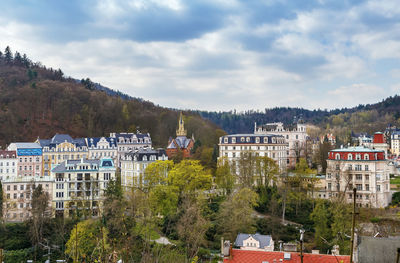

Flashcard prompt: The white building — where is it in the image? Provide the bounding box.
[2,176,53,222]
[110,132,152,167]
[120,148,168,189]
[322,146,391,208]
[391,131,400,156]
[51,158,116,217]
[234,233,274,252]
[86,137,118,161]
[254,121,307,168]
[219,134,288,172]
[0,150,17,181]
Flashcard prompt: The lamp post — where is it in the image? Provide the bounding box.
[299,229,305,263]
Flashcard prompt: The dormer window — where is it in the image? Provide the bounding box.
[356,154,361,160]
[348,154,352,160]
[224,137,228,143]
[232,137,236,143]
[255,137,260,143]
[241,137,245,142]
[364,154,369,160]
[246,137,250,142]
[264,137,268,143]
[335,153,340,160]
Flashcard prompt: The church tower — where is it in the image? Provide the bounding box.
[176,112,187,137]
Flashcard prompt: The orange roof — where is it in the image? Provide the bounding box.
[224,249,350,263]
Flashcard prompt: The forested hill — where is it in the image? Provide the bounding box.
[0,46,224,148]
[196,95,400,136]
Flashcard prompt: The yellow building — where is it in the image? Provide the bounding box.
[37,134,88,177]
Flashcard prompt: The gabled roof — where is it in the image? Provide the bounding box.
[224,249,350,263]
[167,136,193,149]
[235,233,272,248]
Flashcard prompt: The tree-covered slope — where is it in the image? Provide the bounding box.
[0,47,224,148]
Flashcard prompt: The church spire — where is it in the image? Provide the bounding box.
[176,112,187,136]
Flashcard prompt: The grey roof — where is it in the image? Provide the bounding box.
[220,134,285,144]
[234,233,272,248]
[125,148,167,161]
[51,158,115,172]
[8,142,41,149]
[167,136,192,149]
[39,134,87,148]
[331,146,383,153]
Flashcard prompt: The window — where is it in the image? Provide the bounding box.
[348,164,352,170]
[356,174,362,180]
[240,137,245,142]
[364,154,369,160]
[7,185,10,191]
[246,137,250,142]
[13,185,17,190]
[365,184,369,191]
[232,137,236,143]
[355,165,362,171]
[264,137,268,143]
[365,165,369,171]
[356,184,362,191]
[356,154,361,160]
[336,164,340,171]
[328,183,332,190]
[224,137,228,143]
[255,137,260,143]
[365,174,369,181]
[348,154,353,160]
[377,185,381,192]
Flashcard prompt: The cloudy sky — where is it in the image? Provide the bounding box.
[1,0,400,111]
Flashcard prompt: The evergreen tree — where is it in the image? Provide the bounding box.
[4,46,13,64]
[14,51,22,66]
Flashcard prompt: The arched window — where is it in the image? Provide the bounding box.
[255,137,260,143]
[246,137,250,142]
[364,154,369,160]
[348,154,352,160]
[335,153,340,160]
[264,137,268,143]
[241,137,245,142]
[356,154,361,160]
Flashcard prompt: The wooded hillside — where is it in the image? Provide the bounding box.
[0,46,224,148]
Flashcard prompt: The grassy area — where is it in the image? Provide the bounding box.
[390,177,400,184]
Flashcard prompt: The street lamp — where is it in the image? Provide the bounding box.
[299,229,305,263]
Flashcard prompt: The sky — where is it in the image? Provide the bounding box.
[1,0,400,111]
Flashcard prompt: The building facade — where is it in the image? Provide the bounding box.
[86,137,118,161]
[219,134,288,172]
[254,122,307,168]
[166,113,195,159]
[0,150,17,181]
[2,176,53,222]
[110,132,152,167]
[51,158,116,217]
[234,233,274,252]
[120,148,168,189]
[7,142,43,178]
[323,146,391,208]
[37,134,88,177]
[391,131,400,156]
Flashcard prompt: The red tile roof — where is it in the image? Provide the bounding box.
[224,249,350,263]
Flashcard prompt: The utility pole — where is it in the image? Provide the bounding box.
[299,229,305,263]
[350,188,357,263]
